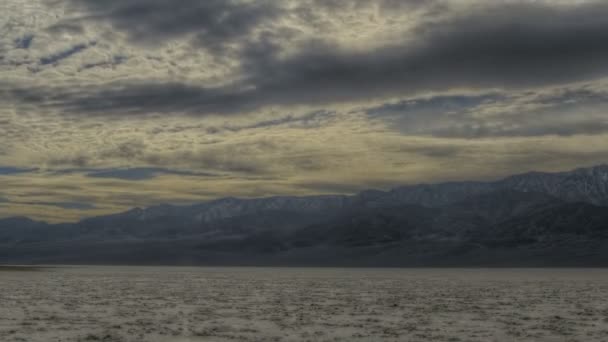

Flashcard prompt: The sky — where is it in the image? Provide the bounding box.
[1,0,608,222]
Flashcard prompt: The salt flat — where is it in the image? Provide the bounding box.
[1,267,607,342]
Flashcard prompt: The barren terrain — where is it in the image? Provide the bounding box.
[1,267,607,341]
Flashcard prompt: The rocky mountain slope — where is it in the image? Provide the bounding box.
[1,165,608,266]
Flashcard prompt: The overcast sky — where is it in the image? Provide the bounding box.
[1,0,608,222]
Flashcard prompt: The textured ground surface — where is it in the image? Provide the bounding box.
[1,267,608,341]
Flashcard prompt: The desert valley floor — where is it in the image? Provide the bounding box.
[1,267,608,342]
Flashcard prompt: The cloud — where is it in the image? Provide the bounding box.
[80,55,127,71]
[0,167,38,175]
[99,140,147,160]
[2,0,608,222]
[220,110,335,132]
[394,144,463,159]
[85,167,216,180]
[145,149,270,175]
[367,87,608,138]
[236,1,608,107]
[3,82,254,116]
[1,1,605,118]
[36,201,96,210]
[294,181,392,195]
[39,42,94,65]
[367,93,502,136]
[48,155,91,168]
[14,34,34,49]
[10,200,96,210]
[64,0,282,51]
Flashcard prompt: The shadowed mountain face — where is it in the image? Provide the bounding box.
[1,165,608,266]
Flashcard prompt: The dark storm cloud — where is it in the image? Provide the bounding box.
[65,0,282,51]
[8,1,608,118]
[240,1,608,105]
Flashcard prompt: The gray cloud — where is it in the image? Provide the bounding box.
[0,167,38,175]
[39,42,94,65]
[64,0,282,52]
[85,167,217,180]
[194,153,268,175]
[239,1,608,105]
[80,55,128,71]
[368,88,608,138]
[14,34,35,49]
[3,82,254,116]
[49,202,96,210]
[99,140,147,160]
[140,141,280,175]
[16,201,96,210]
[47,140,151,168]
[296,178,407,194]
[394,144,464,159]
[48,155,91,168]
[4,1,606,117]
[4,0,608,222]
[220,110,334,132]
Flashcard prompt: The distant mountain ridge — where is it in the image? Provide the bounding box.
[1,164,608,266]
[359,164,608,208]
[79,164,608,225]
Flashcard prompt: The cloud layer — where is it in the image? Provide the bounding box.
[4,1,608,116]
[1,0,608,221]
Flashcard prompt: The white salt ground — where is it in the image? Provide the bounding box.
[1,266,607,342]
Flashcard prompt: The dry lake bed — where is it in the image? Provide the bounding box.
[1,267,608,342]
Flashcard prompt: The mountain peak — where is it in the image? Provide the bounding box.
[2,164,608,266]
[573,164,608,176]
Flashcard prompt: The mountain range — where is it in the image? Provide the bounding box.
[2,165,608,266]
